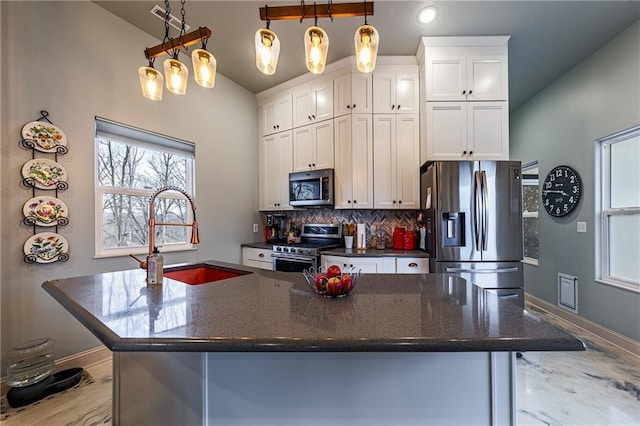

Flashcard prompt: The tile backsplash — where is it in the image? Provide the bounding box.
[262,209,420,249]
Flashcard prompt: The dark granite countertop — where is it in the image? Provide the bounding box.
[42,260,584,353]
[322,248,430,258]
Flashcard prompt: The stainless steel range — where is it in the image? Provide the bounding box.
[272,224,342,272]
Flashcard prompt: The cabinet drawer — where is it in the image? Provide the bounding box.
[242,247,273,270]
[396,257,429,274]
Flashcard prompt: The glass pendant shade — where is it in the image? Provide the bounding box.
[192,49,217,88]
[354,25,379,73]
[304,26,329,74]
[138,66,163,101]
[163,58,189,95]
[255,28,280,75]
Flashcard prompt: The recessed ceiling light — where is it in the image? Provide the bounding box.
[418,6,438,24]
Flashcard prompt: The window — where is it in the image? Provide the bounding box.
[597,125,640,292]
[522,162,539,265]
[95,118,195,258]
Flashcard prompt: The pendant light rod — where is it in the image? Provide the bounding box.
[259,2,373,21]
[144,27,212,60]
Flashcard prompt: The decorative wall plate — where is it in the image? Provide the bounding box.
[23,232,69,263]
[21,121,68,153]
[21,158,68,190]
[23,196,68,226]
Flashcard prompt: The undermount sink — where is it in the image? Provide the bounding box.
[164,264,252,285]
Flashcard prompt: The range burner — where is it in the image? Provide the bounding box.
[272,224,342,259]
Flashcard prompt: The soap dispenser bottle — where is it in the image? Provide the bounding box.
[147,247,163,285]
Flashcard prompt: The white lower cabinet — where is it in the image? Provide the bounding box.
[321,255,427,274]
[242,247,273,270]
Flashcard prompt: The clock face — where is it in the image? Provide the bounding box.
[542,166,582,217]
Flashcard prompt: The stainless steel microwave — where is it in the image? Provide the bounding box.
[289,169,334,207]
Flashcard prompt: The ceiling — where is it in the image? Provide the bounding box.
[94,1,640,109]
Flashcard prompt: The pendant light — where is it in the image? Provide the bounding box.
[138,58,163,101]
[191,29,217,88]
[304,25,329,74]
[164,52,189,95]
[354,0,378,73]
[255,6,280,75]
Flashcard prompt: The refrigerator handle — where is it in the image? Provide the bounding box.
[481,170,488,251]
[445,267,519,274]
[473,171,482,250]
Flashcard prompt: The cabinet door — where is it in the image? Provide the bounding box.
[395,114,420,209]
[395,72,419,114]
[313,79,334,122]
[262,102,278,136]
[293,86,314,128]
[313,120,334,170]
[292,126,314,172]
[348,257,382,273]
[373,114,397,209]
[351,114,374,209]
[425,54,466,101]
[373,72,395,113]
[351,73,372,113]
[426,102,468,160]
[467,55,508,101]
[322,255,349,270]
[467,102,509,160]
[333,74,351,117]
[261,132,292,210]
[334,115,353,209]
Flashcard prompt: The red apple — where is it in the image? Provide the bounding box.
[341,274,354,294]
[326,276,343,297]
[314,273,328,292]
[326,264,342,278]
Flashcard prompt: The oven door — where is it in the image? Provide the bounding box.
[273,254,317,272]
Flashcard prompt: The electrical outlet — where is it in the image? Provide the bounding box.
[576,221,587,233]
[253,223,259,233]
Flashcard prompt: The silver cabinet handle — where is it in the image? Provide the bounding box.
[445,267,519,274]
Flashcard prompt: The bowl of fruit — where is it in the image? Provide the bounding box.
[303,264,361,298]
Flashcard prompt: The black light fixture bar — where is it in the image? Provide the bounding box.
[259,2,374,21]
[144,27,212,60]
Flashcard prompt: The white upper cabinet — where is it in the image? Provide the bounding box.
[425,101,509,161]
[293,78,334,127]
[260,93,293,136]
[334,114,374,209]
[292,120,334,172]
[334,73,373,117]
[373,114,420,209]
[259,131,293,211]
[373,65,419,114]
[419,36,510,161]
[422,37,509,102]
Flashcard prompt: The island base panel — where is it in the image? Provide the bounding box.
[113,351,515,425]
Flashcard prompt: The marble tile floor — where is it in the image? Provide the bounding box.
[1,302,638,425]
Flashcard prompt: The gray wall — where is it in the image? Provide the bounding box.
[0,1,258,371]
[511,21,640,341]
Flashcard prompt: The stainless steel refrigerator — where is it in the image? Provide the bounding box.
[420,161,524,307]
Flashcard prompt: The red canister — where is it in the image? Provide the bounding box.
[393,227,405,250]
[403,230,416,250]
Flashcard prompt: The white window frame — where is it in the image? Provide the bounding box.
[94,117,196,258]
[596,124,640,293]
[522,162,539,266]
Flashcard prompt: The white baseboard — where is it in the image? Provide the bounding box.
[526,293,640,359]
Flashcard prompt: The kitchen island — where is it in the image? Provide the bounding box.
[43,260,584,426]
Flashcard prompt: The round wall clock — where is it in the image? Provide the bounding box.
[542,165,582,217]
